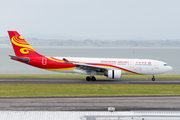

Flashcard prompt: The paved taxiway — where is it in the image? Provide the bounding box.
[0,96,180,111]
[0,78,180,84]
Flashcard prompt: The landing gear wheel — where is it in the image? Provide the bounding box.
[152,78,155,81]
[86,76,91,81]
[92,76,96,81]
[152,75,155,81]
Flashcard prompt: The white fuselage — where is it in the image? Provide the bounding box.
[54,57,172,75]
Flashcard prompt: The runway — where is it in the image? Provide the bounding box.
[0,78,180,84]
[0,78,179,111]
[0,96,180,111]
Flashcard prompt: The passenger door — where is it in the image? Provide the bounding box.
[130,61,134,68]
[154,62,159,69]
[42,58,47,65]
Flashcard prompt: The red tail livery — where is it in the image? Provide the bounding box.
[8,31,75,71]
[8,31,43,57]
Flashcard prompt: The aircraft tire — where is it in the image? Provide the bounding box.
[152,78,155,81]
[92,76,96,81]
[86,76,91,81]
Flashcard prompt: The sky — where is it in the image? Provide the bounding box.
[1,0,180,40]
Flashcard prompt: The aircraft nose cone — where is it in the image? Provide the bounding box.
[169,66,173,71]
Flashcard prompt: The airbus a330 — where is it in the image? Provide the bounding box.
[8,31,173,81]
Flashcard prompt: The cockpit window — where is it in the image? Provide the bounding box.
[164,64,168,66]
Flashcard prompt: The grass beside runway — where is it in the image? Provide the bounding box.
[0,74,179,97]
[0,74,180,79]
[0,84,180,97]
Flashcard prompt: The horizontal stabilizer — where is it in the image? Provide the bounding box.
[9,55,30,63]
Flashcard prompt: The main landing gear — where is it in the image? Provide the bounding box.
[86,70,97,81]
[152,75,155,81]
[86,76,96,81]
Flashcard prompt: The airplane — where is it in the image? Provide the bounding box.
[8,31,173,81]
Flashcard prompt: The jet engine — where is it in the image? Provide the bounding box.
[105,70,122,79]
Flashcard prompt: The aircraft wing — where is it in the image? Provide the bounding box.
[74,63,107,72]
[63,58,111,72]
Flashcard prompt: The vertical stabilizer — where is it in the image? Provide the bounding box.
[8,31,43,57]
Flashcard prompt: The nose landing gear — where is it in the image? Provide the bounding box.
[152,75,155,81]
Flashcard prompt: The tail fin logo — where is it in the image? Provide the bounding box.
[11,35,35,54]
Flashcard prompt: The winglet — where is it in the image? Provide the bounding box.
[63,58,70,63]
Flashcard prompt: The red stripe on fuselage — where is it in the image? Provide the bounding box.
[86,63,142,75]
[12,56,141,74]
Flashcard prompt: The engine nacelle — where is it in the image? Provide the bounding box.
[106,70,122,79]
